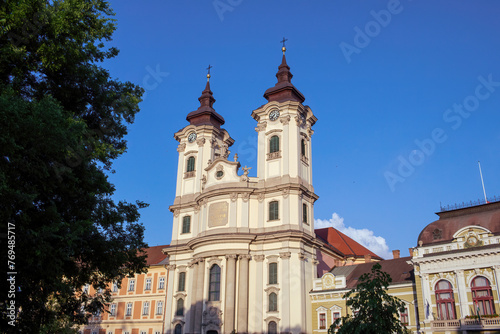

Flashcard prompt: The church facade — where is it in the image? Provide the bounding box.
[163,48,323,334]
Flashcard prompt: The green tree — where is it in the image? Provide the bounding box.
[0,1,148,332]
[329,263,411,334]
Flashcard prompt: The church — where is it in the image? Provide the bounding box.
[162,45,382,334]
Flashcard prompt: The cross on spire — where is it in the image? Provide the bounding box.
[280,37,288,48]
[206,64,212,81]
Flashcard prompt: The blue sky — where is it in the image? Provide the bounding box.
[104,0,500,259]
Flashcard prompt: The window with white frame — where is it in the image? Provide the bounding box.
[128,278,135,291]
[269,201,279,221]
[156,300,164,315]
[178,272,186,291]
[269,292,278,312]
[159,276,165,290]
[400,304,409,325]
[110,303,116,316]
[140,331,147,334]
[142,301,150,316]
[319,312,327,330]
[145,277,152,291]
[125,302,132,316]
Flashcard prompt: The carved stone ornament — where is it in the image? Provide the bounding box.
[258,193,265,202]
[196,138,206,147]
[202,306,223,329]
[294,115,301,126]
[239,254,251,260]
[202,198,208,207]
[280,115,291,125]
[432,228,443,240]
[174,209,180,218]
[308,128,314,137]
[216,165,224,172]
[255,121,267,132]
[166,264,176,271]
[230,193,238,202]
[282,188,289,198]
[298,252,306,260]
[242,193,250,202]
[254,254,265,262]
[201,175,207,185]
[177,143,186,152]
[225,254,237,260]
[233,153,238,162]
[279,252,291,259]
[194,204,200,213]
[221,144,230,159]
[210,137,218,148]
[241,165,252,182]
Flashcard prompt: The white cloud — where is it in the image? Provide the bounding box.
[315,213,392,259]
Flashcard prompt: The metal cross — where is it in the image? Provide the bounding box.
[206,64,212,75]
[280,37,288,48]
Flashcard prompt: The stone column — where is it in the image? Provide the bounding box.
[280,252,291,333]
[493,266,500,296]
[454,270,468,317]
[165,264,176,334]
[188,260,198,334]
[237,255,251,334]
[194,258,205,334]
[251,255,265,334]
[225,255,237,333]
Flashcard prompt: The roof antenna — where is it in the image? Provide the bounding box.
[478,161,489,203]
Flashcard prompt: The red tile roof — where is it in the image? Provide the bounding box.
[144,245,169,266]
[332,256,414,289]
[316,227,383,260]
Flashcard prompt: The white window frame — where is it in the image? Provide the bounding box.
[128,278,135,291]
[159,276,165,290]
[110,303,116,316]
[156,300,164,315]
[142,301,150,316]
[145,277,152,291]
[316,306,328,330]
[125,302,132,316]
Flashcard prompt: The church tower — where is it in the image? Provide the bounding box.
[164,46,319,334]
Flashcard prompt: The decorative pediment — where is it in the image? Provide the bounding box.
[322,273,336,290]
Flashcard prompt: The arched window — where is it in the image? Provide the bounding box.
[302,203,308,224]
[472,276,496,315]
[301,139,306,156]
[270,136,280,153]
[176,298,184,316]
[269,201,279,221]
[269,263,278,284]
[268,320,277,334]
[174,324,182,334]
[269,292,277,312]
[209,265,221,301]
[178,272,186,292]
[182,216,191,234]
[435,280,456,320]
[186,156,195,172]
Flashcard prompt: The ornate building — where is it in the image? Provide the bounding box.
[163,46,322,334]
[411,200,500,333]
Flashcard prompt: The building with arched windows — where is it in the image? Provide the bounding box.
[411,200,500,333]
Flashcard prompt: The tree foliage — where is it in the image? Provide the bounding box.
[0,1,148,332]
[329,263,411,334]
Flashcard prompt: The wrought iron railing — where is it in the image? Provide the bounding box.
[439,195,499,212]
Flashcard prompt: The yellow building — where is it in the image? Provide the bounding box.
[81,245,170,334]
[310,255,419,333]
[411,200,500,333]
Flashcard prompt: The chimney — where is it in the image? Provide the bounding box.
[409,248,414,257]
[364,254,372,263]
[392,250,400,259]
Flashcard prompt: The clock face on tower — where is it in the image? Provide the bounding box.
[188,132,197,143]
[269,109,280,121]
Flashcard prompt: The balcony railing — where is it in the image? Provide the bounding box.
[431,317,500,330]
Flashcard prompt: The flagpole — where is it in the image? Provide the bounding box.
[478,161,488,203]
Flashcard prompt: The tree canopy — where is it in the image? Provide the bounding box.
[0,1,148,332]
[329,263,411,334]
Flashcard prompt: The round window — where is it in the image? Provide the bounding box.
[216,171,224,178]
